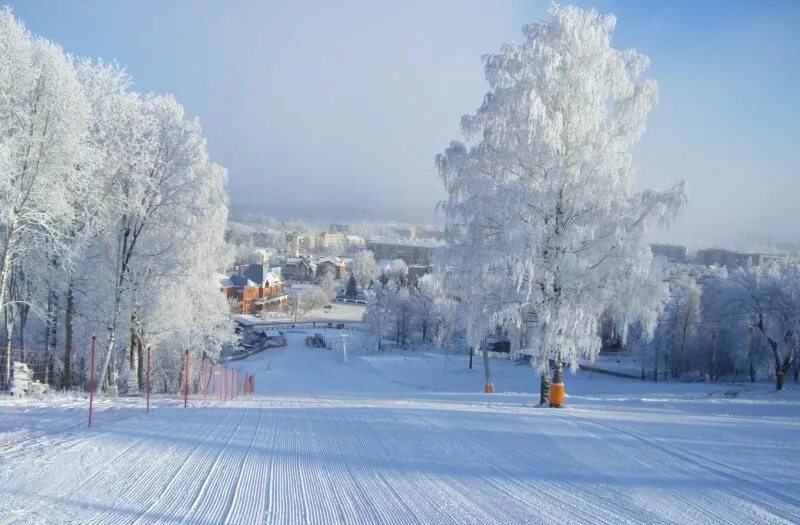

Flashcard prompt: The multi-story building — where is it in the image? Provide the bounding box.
[220,264,287,314]
[694,248,786,269]
[345,235,365,248]
[651,244,688,263]
[316,256,347,279]
[284,232,317,256]
[366,237,442,266]
[317,232,345,250]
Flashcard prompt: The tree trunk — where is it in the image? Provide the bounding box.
[4,314,14,391]
[46,291,59,386]
[482,346,493,392]
[539,360,551,407]
[776,369,785,391]
[129,314,140,390]
[1,308,8,390]
[136,336,144,391]
[98,311,119,391]
[63,281,74,389]
[0,240,14,389]
[553,360,564,384]
[468,346,473,370]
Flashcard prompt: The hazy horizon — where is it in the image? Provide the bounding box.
[8,0,800,248]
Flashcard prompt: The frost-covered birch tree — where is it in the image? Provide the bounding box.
[91,92,207,387]
[436,4,685,405]
[0,8,94,386]
[0,8,233,393]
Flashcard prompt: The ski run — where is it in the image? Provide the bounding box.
[2,332,799,524]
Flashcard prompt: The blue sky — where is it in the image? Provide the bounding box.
[7,1,799,247]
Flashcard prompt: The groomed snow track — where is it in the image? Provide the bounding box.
[2,336,799,524]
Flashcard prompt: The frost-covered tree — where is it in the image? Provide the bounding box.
[363,280,391,350]
[411,274,437,343]
[297,286,329,316]
[650,271,703,379]
[0,8,233,393]
[436,4,685,404]
[351,249,378,290]
[320,270,336,301]
[0,9,94,386]
[731,261,800,390]
[424,273,460,361]
[385,259,409,283]
[345,274,358,298]
[91,92,209,387]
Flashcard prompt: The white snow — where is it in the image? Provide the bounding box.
[1,332,799,524]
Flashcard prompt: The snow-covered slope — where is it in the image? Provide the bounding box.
[1,333,798,524]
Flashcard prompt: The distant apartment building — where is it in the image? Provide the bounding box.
[390,227,416,239]
[650,244,687,263]
[345,235,365,248]
[416,226,446,241]
[284,232,316,256]
[366,237,443,266]
[329,224,349,233]
[317,232,345,250]
[694,248,787,269]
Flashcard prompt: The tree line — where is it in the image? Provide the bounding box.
[0,8,232,393]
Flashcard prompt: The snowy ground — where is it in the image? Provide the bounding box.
[1,333,799,524]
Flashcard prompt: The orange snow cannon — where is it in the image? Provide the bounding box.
[484,383,495,393]
[550,383,565,407]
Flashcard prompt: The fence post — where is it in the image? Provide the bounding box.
[88,336,96,428]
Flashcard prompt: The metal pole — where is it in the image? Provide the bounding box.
[146,346,152,415]
[88,336,96,428]
[183,350,189,408]
[201,356,207,402]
